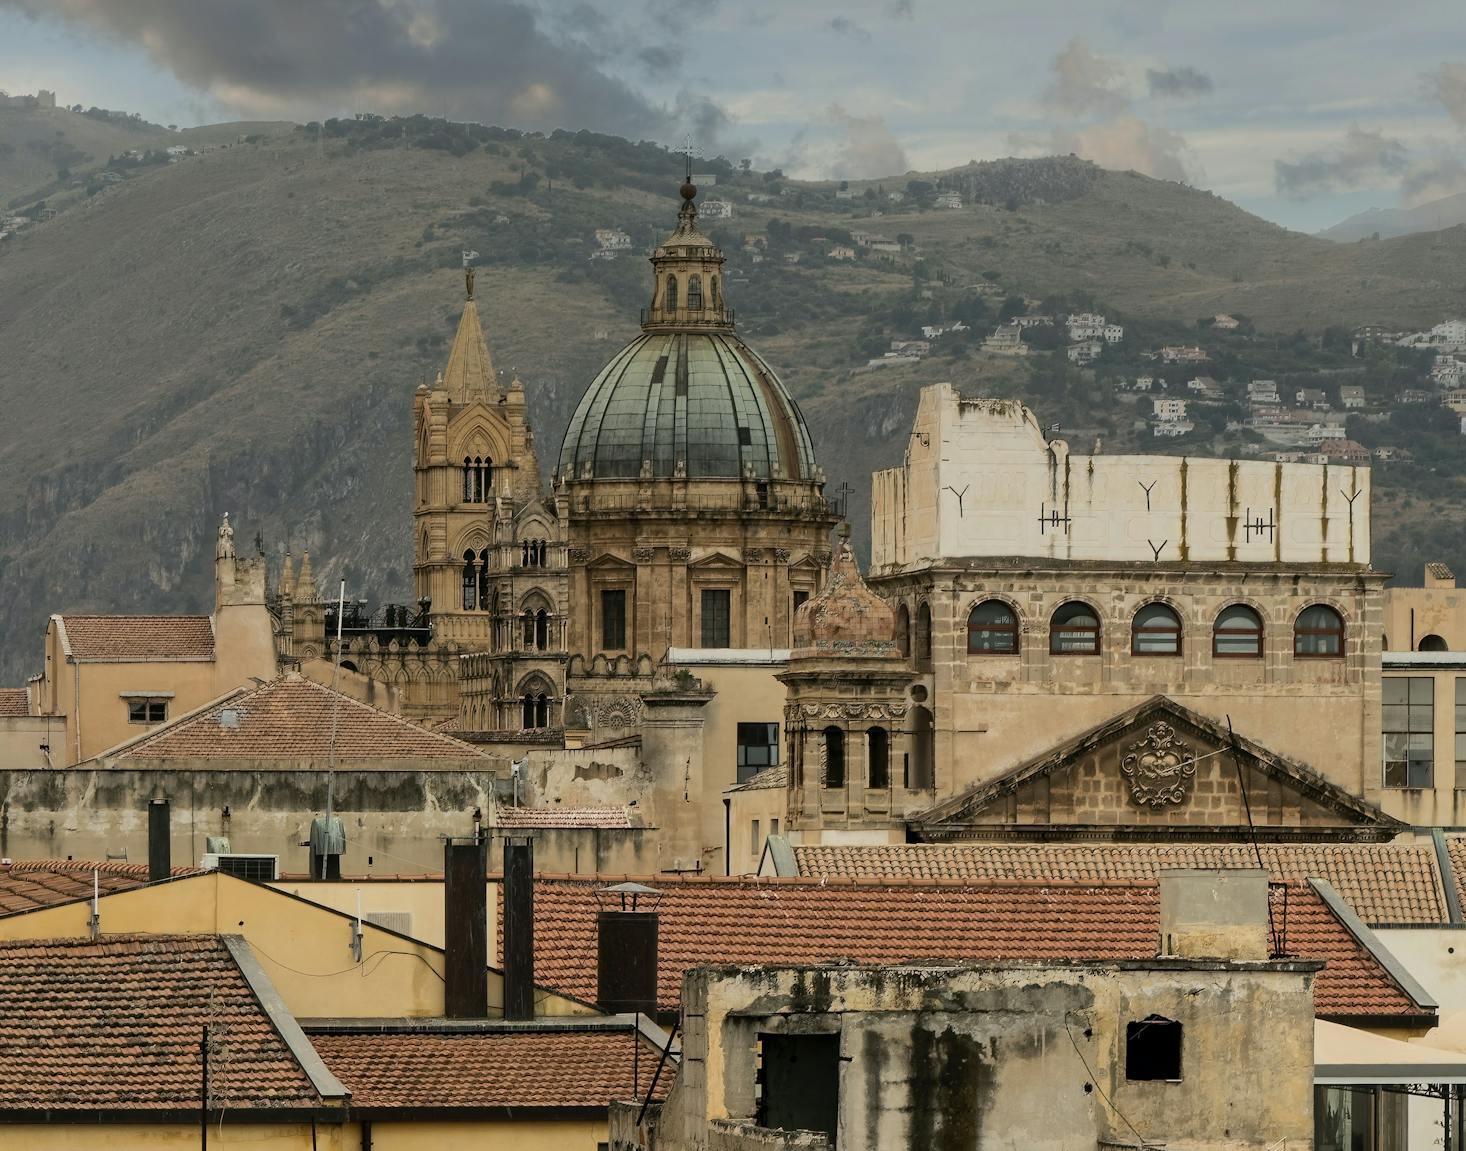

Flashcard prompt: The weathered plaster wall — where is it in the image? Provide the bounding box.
[872,382,1370,569]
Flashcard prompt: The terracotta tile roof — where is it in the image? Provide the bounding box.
[727,765,788,791]
[57,615,215,661]
[493,805,634,829]
[1445,838,1466,913]
[0,688,28,716]
[0,860,200,916]
[118,675,495,762]
[789,843,1449,925]
[525,877,1424,1021]
[310,1028,668,1110]
[0,935,319,1112]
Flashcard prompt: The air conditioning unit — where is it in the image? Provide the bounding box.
[200,853,280,882]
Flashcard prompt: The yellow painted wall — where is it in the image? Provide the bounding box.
[0,872,592,1018]
[274,880,453,951]
[353,1118,608,1149]
[725,786,787,877]
[0,714,53,770]
[1384,585,1466,652]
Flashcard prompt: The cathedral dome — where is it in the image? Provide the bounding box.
[558,179,819,483]
[559,330,819,481]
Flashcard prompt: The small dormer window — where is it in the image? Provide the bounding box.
[688,274,703,309]
[665,275,678,310]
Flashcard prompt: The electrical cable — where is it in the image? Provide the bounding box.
[1063,1014,1152,1150]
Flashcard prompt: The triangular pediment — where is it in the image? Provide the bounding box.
[586,552,636,571]
[909,696,1405,843]
[688,551,742,569]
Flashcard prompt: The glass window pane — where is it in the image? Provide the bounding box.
[1408,706,1435,734]
[1382,705,1408,732]
[1456,676,1466,705]
[1410,678,1435,705]
[1383,678,1409,705]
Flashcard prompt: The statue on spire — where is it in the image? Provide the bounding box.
[215,512,236,561]
[465,265,476,301]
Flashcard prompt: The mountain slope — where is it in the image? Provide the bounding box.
[1320,192,1466,243]
[1,124,1464,681]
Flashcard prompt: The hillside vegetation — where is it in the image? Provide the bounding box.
[1,115,1464,681]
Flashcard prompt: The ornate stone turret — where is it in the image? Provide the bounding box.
[643,177,732,331]
[779,524,924,840]
[441,266,499,402]
[296,551,315,602]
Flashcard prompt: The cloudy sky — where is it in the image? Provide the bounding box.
[3,0,1466,232]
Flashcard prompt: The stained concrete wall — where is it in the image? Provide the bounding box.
[655,961,1316,1151]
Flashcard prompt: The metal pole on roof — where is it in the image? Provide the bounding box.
[326,579,345,823]
[200,1023,209,1151]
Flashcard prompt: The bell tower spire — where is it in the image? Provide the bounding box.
[441,264,497,402]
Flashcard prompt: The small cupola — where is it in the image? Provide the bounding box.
[644,176,732,331]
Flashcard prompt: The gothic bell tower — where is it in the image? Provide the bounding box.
[413,269,538,647]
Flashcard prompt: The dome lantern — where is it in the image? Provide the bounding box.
[643,179,731,332]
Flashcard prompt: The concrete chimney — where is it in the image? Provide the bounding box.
[1158,869,1270,961]
[444,837,488,1019]
[147,798,170,883]
[596,882,661,1016]
[502,837,535,1021]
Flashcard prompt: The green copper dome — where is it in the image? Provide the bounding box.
[558,330,819,482]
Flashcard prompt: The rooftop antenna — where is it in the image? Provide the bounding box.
[307,579,347,880]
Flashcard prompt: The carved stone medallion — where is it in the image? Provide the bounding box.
[631,547,656,563]
[1119,722,1197,808]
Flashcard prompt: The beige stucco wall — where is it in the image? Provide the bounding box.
[57,652,219,766]
[726,785,788,876]
[872,382,1370,569]
[274,878,453,951]
[0,714,52,770]
[1384,586,1466,652]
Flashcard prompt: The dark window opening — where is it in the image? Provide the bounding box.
[915,602,933,670]
[823,726,845,788]
[462,550,478,611]
[738,426,753,446]
[1125,1016,1182,1081]
[702,588,731,647]
[737,722,780,784]
[794,589,810,615]
[757,481,770,508]
[908,706,934,789]
[477,548,490,607]
[522,692,549,730]
[601,589,627,650]
[127,700,167,724]
[867,727,889,789]
[462,456,490,502]
[688,274,703,310]
[1132,602,1182,656]
[665,276,678,310]
[967,599,1018,655]
[896,603,911,658]
[757,1033,839,1145]
[1421,634,1449,652]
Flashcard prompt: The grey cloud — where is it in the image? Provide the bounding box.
[1426,62,1466,129]
[1043,38,1128,117]
[826,104,907,179]
[886,0,915,18]
[3,0,665,136]
[1039,116,1192,183]
[1402,153,1466,204]
[828,16,871,40]
[1275,126,1408,198]
[1146,66,1212,99]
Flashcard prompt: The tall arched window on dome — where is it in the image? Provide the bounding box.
[823,726,845,789]
[665,275,678,311]
[688,274,703,310]
[867,727,889,790]
[710,275,719,310]
[896,603,911,658]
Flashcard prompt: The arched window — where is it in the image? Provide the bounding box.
[896,603,911,658]
[967,600,1019,655]
[480,457,493,499]
[1420,634,1449,652]
[522,610,535,649]
[823,726,845,788]
[522,692,549,730]
[461,550,477,611]
[665,275,678,310]
[908,705,934,789]
[462,457,474,502]
[867,727,889,789]
[916,602,933,670]
[1295,604,1345,658]
[538,540,548,565]
[535,608,549,651]
[1050,602,1100,655]
[688,274,703,310]
[477,548,490,608]
[1132,603,1182,656]
[710,276,719,309]
[1214,605,1264,658]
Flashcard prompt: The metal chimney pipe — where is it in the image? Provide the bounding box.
[147,798,170,883]
[502,837,535,1022]
[443,837,488,1019]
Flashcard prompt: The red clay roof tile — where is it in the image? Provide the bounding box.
[57,615,215,661]
[310,1029,667,1109]
[118,675,495,762]
[522,877,1423,1021]
[0,688,28,717]
[493,805,633,829]
[0,935,319,1112]
[0,861,200,916]
[790,843,1449,926]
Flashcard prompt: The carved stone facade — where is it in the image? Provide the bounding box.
[275,273,569,729]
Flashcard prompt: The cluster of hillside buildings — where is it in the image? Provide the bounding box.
[11,180,1466,1148]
